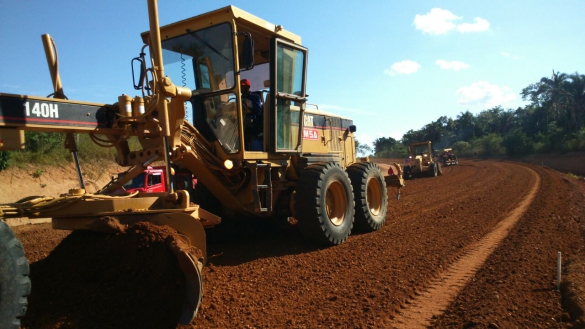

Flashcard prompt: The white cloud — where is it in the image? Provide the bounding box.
[414,8,489,35]
[384,60,421,76]
[500,51,521,60]
[435,60,470,71]
[414,8,460,35]
[355,132,375,149]
[457,17,490,32]
[456,81,516,107]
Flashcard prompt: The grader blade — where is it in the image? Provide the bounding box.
[52,213,208,324]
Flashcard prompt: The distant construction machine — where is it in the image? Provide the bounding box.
[440,148,459,166]
[403,141,442,179]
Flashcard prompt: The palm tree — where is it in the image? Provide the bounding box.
[455,111,476,141]
[566,72,585,132]
[538,70,569,132]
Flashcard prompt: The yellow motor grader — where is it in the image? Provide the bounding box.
[402,140,442,179]
[0,2,404,327]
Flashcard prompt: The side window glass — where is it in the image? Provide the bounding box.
[204,93,240,153]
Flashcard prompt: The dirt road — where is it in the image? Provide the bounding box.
[10,159,585,328]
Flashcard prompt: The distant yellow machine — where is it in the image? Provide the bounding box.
[403,141,442,178]
[0,2,404,327]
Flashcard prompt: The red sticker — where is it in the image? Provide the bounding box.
[303,128,319,140]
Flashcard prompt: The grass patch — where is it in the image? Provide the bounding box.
[5,133,129,169]
[566,173,581,180]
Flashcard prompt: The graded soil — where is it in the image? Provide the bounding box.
[5,159,585,328]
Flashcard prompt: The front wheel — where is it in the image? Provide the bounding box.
[295,163,355,246]
[429,163,438,177]
[0,222,30,329]
[347,163,388,232]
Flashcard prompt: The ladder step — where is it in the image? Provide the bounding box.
[249,162,272,212]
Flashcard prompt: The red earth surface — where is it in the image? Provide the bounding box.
[7,158,585,328]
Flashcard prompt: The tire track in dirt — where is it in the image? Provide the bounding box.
[384,166,541,328]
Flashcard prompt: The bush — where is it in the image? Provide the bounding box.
[451,141,471,156]
[503,129,534,157]
[0,151,10,171]
[476,134,504,157]
[25,132,64,153]
[4,133,123,169]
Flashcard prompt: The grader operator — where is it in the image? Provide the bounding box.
[0,2,403,327]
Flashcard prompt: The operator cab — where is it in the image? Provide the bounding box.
[144,6,308,157]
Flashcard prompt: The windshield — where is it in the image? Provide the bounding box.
[161,23,235,93]
[414,145,428,156]
[122,173,145,189]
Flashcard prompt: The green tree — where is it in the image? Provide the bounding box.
[355,139,373,157]
[451,141,471,156]
[401,129,425,146]
[0,151,10,170]
[373,137,397,154]
[476,133,504,157]
[455,111,477,141]
[502,129,534,156]
[421,116,448,145]
[566,72,585,132]
[25,132,64,153]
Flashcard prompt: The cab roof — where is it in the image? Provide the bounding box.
[141,5,302,46]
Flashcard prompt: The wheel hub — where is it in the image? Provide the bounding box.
[326,181,347,226]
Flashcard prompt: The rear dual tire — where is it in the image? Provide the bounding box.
[347,162,388,232]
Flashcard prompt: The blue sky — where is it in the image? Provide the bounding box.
[1,1,584,149]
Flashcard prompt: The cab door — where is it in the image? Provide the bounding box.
[268,39,308,153]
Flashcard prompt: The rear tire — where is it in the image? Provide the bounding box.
[295,163,354,246]
[347,163,388,232]
[0,222,30,329]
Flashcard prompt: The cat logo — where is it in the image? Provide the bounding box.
[303,114,313,127]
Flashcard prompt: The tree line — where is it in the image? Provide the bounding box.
[359,70,585,159]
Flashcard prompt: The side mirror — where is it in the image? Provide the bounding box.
[131,56,145,90]
[241,33,255,71]
[349,125,357,133]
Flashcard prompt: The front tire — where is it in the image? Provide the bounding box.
[429,163,438,177]
[0,222,30,329]
[295,163,355,246]
[347,163,388,232]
